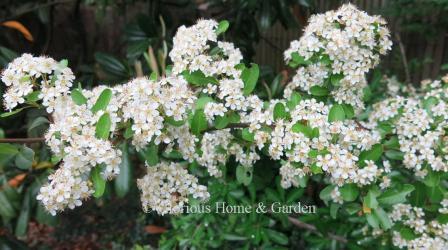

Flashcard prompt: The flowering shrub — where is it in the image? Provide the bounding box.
[1,4,447,249]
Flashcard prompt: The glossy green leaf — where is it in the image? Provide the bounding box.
[273,102,287,121]
[114,143,132,198]
[340,183,359,202]
[143,143,159,166]
[309,86,329,96]
[91,88,112,113]
[378,184,414,205]
[328,104,345,122]
[95,113,111,140]
[15,146,34,170]
[216,20,230,35]
[190,110,208,135]
[214,115,229,129]
[242,63,259,96]
[364,189,378,209]
[71,89,88,105]
[373,207,392,230]
[183,70,218,86]
[242,128,255,142]
[91,166,106,198]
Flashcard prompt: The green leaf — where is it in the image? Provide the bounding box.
[1,107,26,118]
[330,203,341,219]
[286,92,301,109]
[25,91,41,102]
[385,150,404,160]
[223,234,247,241]
[236,165,253,186]
[242,128,254,142]
[358,144,383,166]
[310,163,322,174]
[423,169,440,187]
[373,207,392,230]
[28,116,49,133]
[288,52,309,68]
[91,166,106,198]
[342,104,355,119]
[0,143,19,156]
[114,143,132,198]
[366,213,379,229]
[309,86,329,96]
[195,96,215,110]
[216,20,230,35]
[71,89,88,105]
[242,63,260,96]
[319,185,335,201]
[15,146,34,170]
[165,116,185,127]
[340,183,359,202]
[143,143,159,166]
[15,191,31,237]
[364,190,378,209]
[190,110,208,135]
[330,73,344,86]
[95,113,111,140]
[328,104,346,122]
[91,88,112,113]
[123,126,134,139]
[183,70,217,86]
[400,227,418,240]
[0,191,16,219]
[264,228,288,245]
[345,203,361,215]
[378,184,414,205]
[94,52,128,79]
[273,103,287,121]
[214,115,229,129]
[291,123,313,138]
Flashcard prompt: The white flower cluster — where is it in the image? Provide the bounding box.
[368,78,448,175]
[169,19,242,78]
[120,76,196,149]
[137,162,209,215]
[283,4,392,109]
[241,98,382,188]
[1,54,74,112]
[39,86,124,214]
[390,203,448,250]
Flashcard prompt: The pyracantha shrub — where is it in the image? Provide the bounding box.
[2,4,448,250]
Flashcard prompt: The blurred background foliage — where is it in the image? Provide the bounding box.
[0,0,447,249]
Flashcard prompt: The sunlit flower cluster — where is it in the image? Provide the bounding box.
[137,162,209,215]
[169,19,242,78]
[1,54,74,112]
[283,4,392,109]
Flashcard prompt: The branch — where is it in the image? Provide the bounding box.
[288,216,347,244]
[0,137,45,143]
[355,120,370,131]
[203,122,249,133]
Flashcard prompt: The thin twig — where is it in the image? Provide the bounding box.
[395,33,411,83]
[355,120,370,131]
[288,216,347,244]
[203,123,249,133]
[0,138,45,143]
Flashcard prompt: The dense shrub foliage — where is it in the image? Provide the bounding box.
[1,4,447,250]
